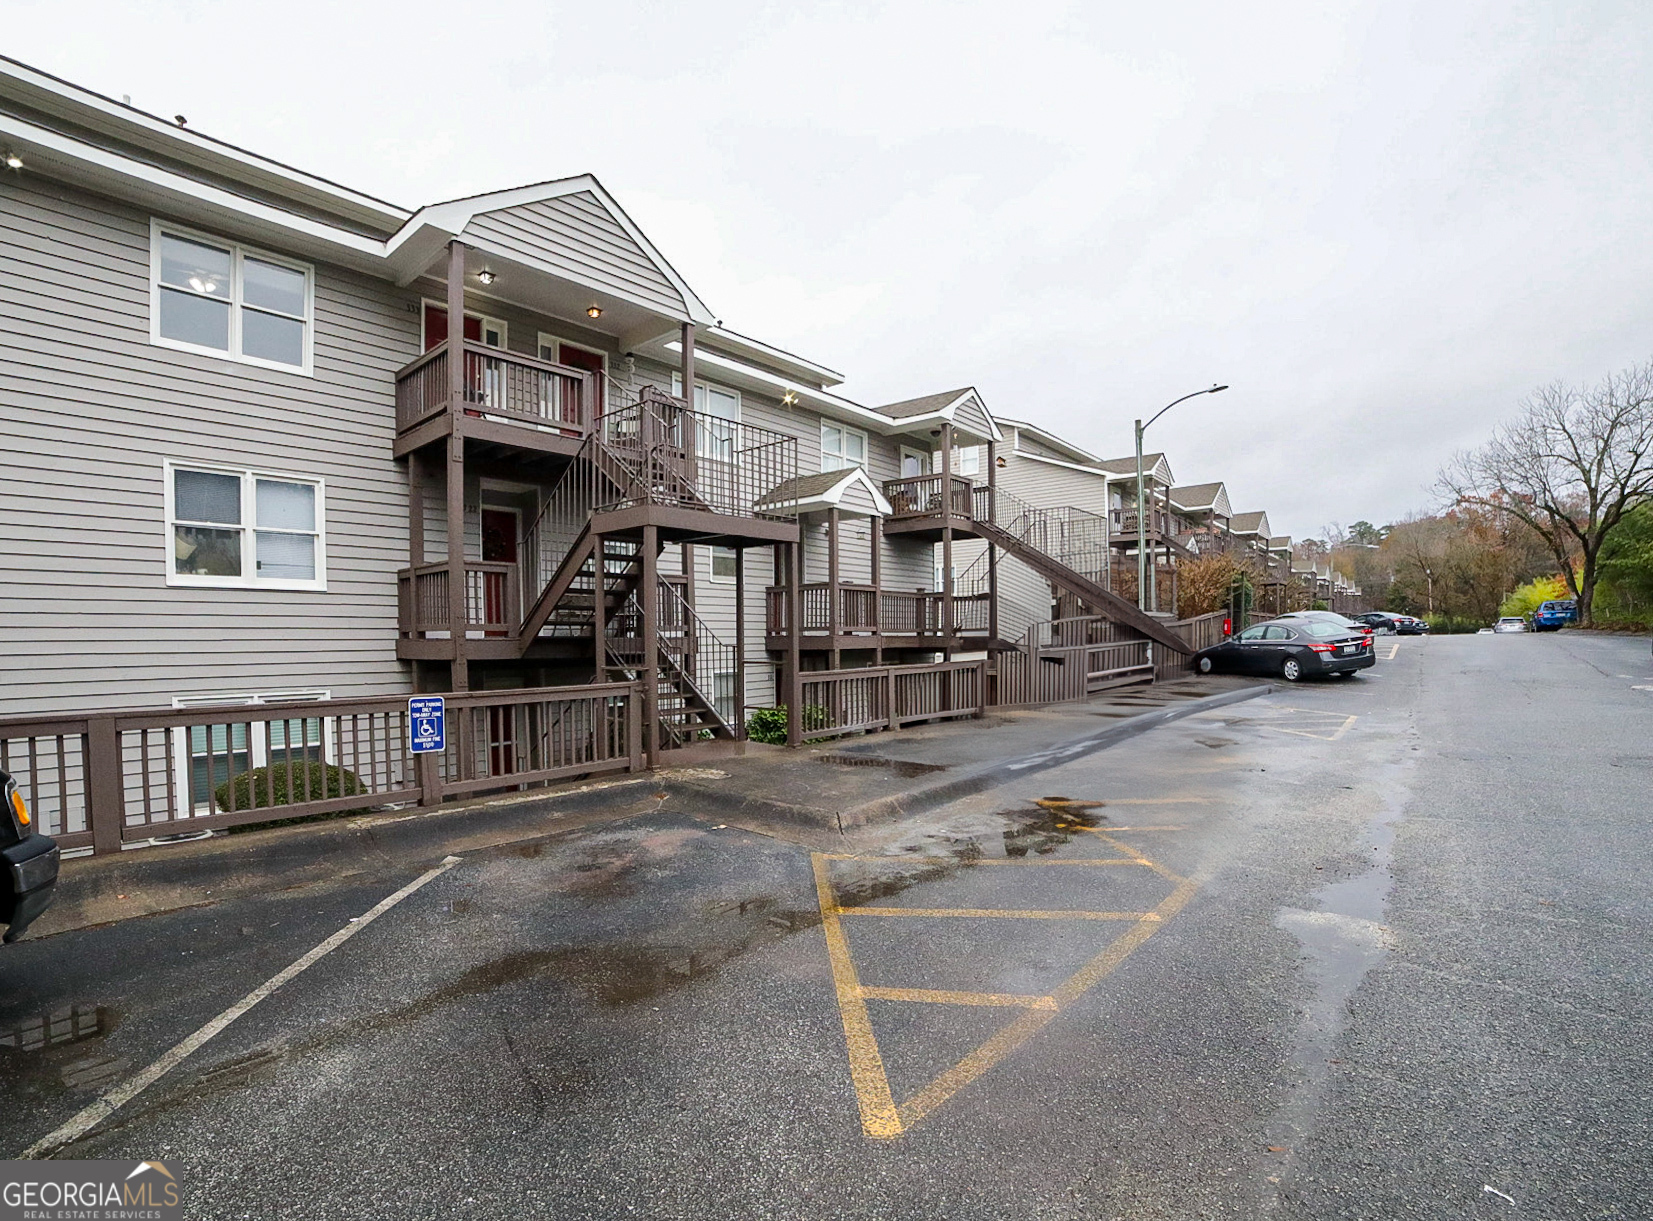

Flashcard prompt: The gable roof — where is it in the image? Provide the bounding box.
[754,467,893,518]
[1267,535,1292,551]
[1098,453,1174,486]
[384,176,717,325]
[1230,511,1271,536]
[1169,482,1226,512]
[871,387,1001,444]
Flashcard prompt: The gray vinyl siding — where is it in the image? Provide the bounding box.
[462,193,687,320]
[0,173,417,717]
[689,545,777,713]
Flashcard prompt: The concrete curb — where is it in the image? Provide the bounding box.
[831,682,1274,830]
[662,683,1275,834]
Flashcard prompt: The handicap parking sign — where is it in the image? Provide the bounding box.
[409,696,445,753]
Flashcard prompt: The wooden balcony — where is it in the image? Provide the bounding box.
[1108,507,1178,544]
[765,582,990,648]
[393,340,596,457]
[880,474,986,539]
[396,561,526,660]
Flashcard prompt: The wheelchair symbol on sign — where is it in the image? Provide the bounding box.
[409,696,446,753]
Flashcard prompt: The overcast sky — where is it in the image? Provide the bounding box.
[9,1,1653,540]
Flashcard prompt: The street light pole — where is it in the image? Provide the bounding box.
[1135,384,1228,612]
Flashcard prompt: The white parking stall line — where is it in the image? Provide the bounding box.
[21,855,463,1159]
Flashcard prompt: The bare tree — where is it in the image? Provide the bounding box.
[1438,360,1653,624]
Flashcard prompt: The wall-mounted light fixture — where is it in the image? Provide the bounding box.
[586,305,603,319]
[996,455,1007,468]
[781,390,799,406]
[476,269,497,286]
[3,151,22,170]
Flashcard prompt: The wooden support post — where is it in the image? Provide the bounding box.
[786,536,803,748]
[408,450,425,568]
[827,507,841,671]
[592,532,606,682]
[734,546,747,737]
[680,321,695,402]
[986,439,998,642]
[870,514,883,665]
[445,242,469,691]
[642,524,660,767]
[416,752,443,808]
[87,714,122,856]
[941,423,954,658]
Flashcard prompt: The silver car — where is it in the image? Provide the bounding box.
[1493,616,1527,633]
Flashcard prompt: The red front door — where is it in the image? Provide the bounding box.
[480,509,518,636]
[423,304,482,352]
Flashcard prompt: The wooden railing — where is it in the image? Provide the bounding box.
[598,389,798,519]
[0,684,643,855]
[1165,610,1230,653]
[1110,508,1177,539]
[764,586,991,638]
[397,562,520,636]
[882,473,976,519]
[795,660,987,740]
[393,340,593,436]
[993,625,1153,707]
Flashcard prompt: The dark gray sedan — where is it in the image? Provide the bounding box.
[1194,618,1376,681]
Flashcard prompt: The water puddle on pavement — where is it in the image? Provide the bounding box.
[815,754,947,778]
[0,1004,128,1098]
[1259,752,1413,1209]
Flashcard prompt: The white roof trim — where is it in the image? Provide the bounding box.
[759,467,894,518]
[1002,417,1101,465]
[0,111,385,260]
[0,54,408,231]
[1012,450,1108,478]
[666,346,919,436]
[703,326,844,388]
[386,175,717,325]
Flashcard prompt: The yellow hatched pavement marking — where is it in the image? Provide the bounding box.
[859,987,1057,1010]
[838,906,1158,921]
[813,828,1196,1140]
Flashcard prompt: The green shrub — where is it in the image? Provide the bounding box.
[1311,600,1330,611]
[1499,575,1570,619]
[214,760,369,814]
[1423,613,1486,634]
[744,704,832,745]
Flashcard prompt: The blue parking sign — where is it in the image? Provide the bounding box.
[409,696,445,753]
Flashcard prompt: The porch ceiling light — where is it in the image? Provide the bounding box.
[476,269,497,285]
[781,390,799,406]
[3,151,21,169]
[586,304,603,319]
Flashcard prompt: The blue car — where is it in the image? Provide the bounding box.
[1531,599,1578,632]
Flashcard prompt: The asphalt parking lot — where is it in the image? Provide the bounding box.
[3,631,1650,1219]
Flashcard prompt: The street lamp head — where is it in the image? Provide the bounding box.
[1210,384,1228,393]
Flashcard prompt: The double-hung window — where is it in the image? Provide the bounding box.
[709,546,738,584]
[673,375,741,462]
[822,423,867,471]
[151,222,314,373]
[166,462,326,590]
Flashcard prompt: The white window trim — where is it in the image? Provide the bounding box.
[420,298,507,349]
[899,444,930,478]
[169,690,333,816]
[163,459,328,592]
[149,219,315,375]
[671,373,743,421]
[707,546,738,585]
[821,422,869,472]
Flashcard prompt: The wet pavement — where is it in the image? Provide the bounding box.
[2,633,1650,1218]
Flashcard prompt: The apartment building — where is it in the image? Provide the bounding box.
[1,56,1185,756]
